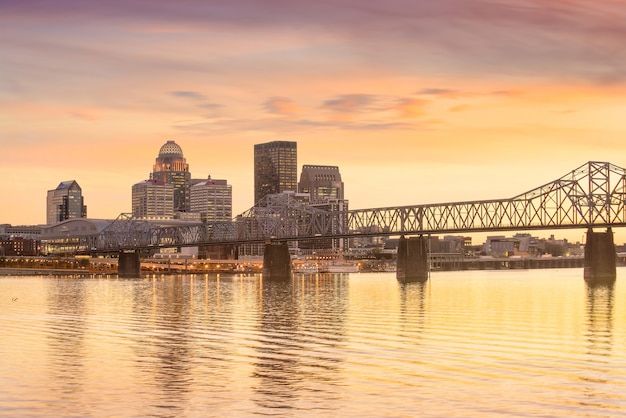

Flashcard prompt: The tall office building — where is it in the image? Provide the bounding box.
[132,179,174,219]
[151,140,191,212]
[298,165,348,253]
[298,165,344,203]
[190,176,233,222]
[46,180,87,225]
[254,140,297,204]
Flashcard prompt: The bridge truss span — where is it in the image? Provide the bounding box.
[348,161,626,235]
[65,161,626,254]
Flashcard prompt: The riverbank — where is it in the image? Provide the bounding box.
[0,267,104,276]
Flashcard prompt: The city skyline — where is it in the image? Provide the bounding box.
[3,1,626,242]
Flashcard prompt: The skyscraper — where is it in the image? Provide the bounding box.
[297,165,348,253]
[46,180,87,225]
[298,165,345,203]
[151,140,191,212]
[132,179,175,219]
[254,141,297,204]
[190,176,233,222]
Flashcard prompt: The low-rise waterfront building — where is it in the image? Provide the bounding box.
[0,224,42,239]
[0,237,39,256]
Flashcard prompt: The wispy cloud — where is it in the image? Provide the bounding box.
[174,92,437,134]
[322,94,374,112]
[168,91,221,119]
[264,97,302,115]
[394,98,428,118]
[321,94,375,121]
[3,0,626,87]
[170,91,207,101]
[417,88,460,97]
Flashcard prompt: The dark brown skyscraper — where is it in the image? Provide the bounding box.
[298,165,344,203]
[254,141,297,204]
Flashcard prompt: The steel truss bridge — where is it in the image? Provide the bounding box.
[69,161,626,253]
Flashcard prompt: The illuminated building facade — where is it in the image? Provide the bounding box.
[132,179,174,219]
[151,140,191,212]
[46,180,87,225]
[190,176,233,222]
[254,141,297,204]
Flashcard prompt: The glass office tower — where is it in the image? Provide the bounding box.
[254,141,297,204]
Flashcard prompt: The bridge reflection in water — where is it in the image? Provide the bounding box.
[42,161,626,283]
[429,254,585,271]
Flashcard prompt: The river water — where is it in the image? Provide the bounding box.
[1,269,626,417]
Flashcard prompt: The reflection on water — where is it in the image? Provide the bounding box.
[46,278,88,409]
[585,283,614,356]
[254,280,299,410]
[139,277,193,416]
[1,270,626,417]
[252,277,347,414]
[579,283,617,411]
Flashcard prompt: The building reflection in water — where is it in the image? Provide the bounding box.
[252,274,348,413]
[45,278,88,406]
[132,276,193,415]
[132,274,257,415]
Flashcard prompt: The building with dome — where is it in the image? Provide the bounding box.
[150,140,191,212]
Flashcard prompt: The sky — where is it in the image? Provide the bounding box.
[2,0,626,242]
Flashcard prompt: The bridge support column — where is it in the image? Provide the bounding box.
[396,235,429,283]
[118,250,141,278]
[263,242,292,280]
[584,228,616,284]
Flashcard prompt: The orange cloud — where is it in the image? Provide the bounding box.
[394,98,428,118]
[449,104,469,112]
[264,97,302,115]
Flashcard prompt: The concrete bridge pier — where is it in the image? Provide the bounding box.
[118,250,141,278]
[584,228,616,284]
[263,241,292,280]
[396,235,429,283]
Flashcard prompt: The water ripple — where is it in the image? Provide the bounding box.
[1,272,626,417]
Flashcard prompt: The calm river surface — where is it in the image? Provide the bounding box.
[2,269,626,417]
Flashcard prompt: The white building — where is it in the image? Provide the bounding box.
[190,176,232,222]
[132,179,174,219]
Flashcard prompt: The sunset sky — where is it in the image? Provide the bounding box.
[2,0,626,241]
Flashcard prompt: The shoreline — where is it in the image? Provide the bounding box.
[0,267,108,276]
